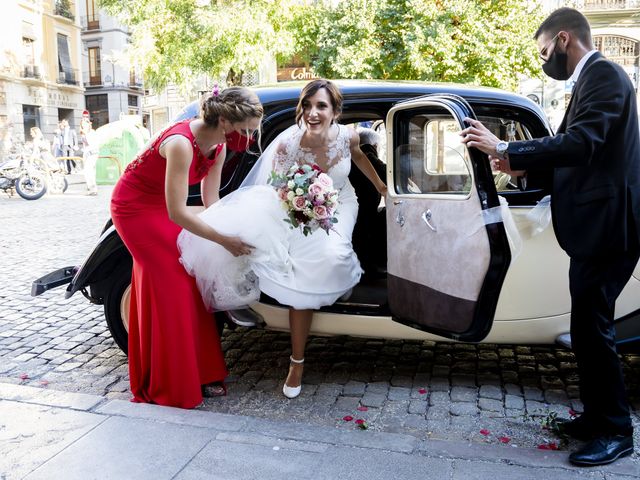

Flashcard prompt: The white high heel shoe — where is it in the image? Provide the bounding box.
[282,356,304,399]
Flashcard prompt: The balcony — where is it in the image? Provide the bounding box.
[81,14,101,31]
[57,69,80,86]
[581,0,640,10]
[83,70,103,87]
[22,65,41,79]
[53,0,75,21]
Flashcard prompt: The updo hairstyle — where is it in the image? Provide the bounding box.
[295,79,343,126]
[201,86,263,128]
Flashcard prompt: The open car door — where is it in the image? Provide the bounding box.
[386,94,511,342]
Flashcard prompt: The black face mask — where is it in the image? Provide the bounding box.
[542,49,570,81]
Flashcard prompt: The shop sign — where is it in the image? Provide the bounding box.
[47,91,78,108]
[27,86,45,105]
[277,67,319,82]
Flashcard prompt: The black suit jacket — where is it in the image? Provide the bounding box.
[349,143,386,210]
[508,52,640,259]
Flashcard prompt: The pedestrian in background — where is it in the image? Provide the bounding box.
[80,117,98,195]
[461,7,640,467]
[59,119,77,174]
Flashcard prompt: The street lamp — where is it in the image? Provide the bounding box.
[103,51,126,116]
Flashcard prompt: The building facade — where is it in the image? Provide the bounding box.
[78,0,144,129]
[583,0,640,91]
[521,0,640,129]
[0,0,84,151]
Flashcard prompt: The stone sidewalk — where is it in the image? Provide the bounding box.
[2,186,640,473]
[1,382,638,480]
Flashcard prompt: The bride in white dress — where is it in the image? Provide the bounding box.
[178,79,387,398]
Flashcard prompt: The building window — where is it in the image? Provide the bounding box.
[129,67,142,87]
[57,34,77,85]
[23,105,40,140]
[88,47,101,86]
[85,94,108,129]
[128,95,138,107]
[85,0,99,30]
[22,37,40,79]
[594,35,639,89]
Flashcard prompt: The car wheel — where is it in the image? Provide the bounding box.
[103,267,227,355]
[104,266,131,355]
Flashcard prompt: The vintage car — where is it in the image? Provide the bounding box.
[32,80,640,354]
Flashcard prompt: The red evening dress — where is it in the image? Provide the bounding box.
[110,119,227,409]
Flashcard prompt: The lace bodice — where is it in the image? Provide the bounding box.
[273,124,352,189]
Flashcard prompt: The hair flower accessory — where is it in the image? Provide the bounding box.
[212,83,220,98]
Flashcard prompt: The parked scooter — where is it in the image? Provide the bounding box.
[0,153,48,200]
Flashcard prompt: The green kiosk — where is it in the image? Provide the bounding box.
[95,118,151,185]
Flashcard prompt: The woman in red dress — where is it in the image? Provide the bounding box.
[110,87,263,409]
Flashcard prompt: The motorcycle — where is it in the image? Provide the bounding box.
[0,153,49,200]
[31,152,68,195]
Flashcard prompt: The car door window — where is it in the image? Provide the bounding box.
[394,109,471,196]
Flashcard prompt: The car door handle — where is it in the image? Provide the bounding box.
[421,210,437,232]
[393,199,405,226]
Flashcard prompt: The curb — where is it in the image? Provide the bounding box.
[1,382,639,478]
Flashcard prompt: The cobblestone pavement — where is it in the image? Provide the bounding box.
[1,184,640,459]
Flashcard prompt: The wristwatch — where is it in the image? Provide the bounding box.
[495,141,509,159]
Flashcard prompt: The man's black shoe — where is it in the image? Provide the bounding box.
[556,416,597,441]
[569,434,633,467]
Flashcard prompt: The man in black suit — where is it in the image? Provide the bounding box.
[461,7,640,467]
[349,127,387,279]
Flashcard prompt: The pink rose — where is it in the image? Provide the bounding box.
[313,205,329,219]
[317,173,333,188]
[292,196,307,211]
[308,182,324,197]
[278,188,288,201]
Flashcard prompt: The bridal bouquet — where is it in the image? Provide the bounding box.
[269,163,339,236]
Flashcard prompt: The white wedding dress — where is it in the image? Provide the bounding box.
[177,124,363,311]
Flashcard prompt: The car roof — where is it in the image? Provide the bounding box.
[176,79,546,123]
[256,79,530,104]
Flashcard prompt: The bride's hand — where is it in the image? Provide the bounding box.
[221,235,254,257]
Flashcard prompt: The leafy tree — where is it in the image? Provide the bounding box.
[100,0,545,92]
[307,0,545,90]
[100,0,299,89]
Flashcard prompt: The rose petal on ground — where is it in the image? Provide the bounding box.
[40,380,49,386]
[355,419,368,429]
[480,429,490,436]
[418,388,427,394]
[343,415,353,422]
[19,373,29,380]
[537,444,551,450]
[499,436,511,443]
[357,406,368,412]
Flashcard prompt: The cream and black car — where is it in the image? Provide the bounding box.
[32,80,640,353]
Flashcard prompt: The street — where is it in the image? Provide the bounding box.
[1,183,639,470]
